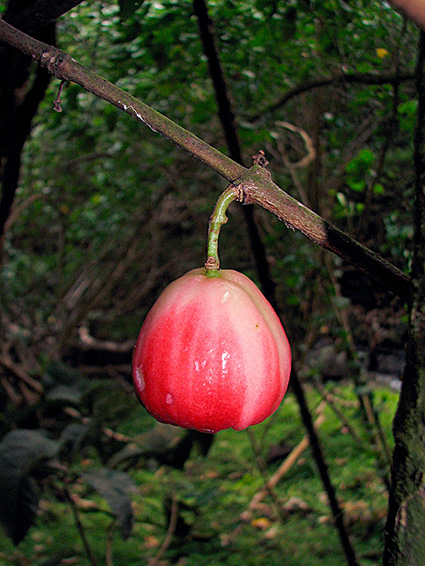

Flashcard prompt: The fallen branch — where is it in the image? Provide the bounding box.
[0,353,43,394]
[221,406,326,548]
[248,407,326,514]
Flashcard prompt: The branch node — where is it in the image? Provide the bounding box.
[41,49,65,77]
[252,150,269,168]
[234,182,245,203]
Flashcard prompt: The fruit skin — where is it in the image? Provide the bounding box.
[132,268,291,433]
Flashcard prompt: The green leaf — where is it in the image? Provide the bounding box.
[347,180,366,192]
[59,422,92,456]
[373,183,384,195]
[0,430,60,544]
[82,380,138,425]
[42,361,88,406]
[81,467,137,539]
[118,0,145,20]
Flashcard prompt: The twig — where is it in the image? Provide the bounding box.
[53,79,66,112]
[149,492,178,566]
[3,193,42,234]
[0,353,43,393]
[222,407,326,547]
[275,121,316,170]
[325,255,392,477]
[106,521,115,566]
[247,427,289,524]
[64,484,99,566]
[248,406,326,513]
[249,70,416,121]
[0,376,22,404]
[313,380,365,447]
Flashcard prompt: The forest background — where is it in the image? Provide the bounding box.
[0,1,423,565]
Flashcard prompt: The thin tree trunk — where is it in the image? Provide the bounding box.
[383,31,425,566]
[194,2,359,565]
[0,0,56,255]
[0,0,85,257]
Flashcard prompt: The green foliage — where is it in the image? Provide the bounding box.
[0,363,141,548]
[345,148,376,193]
[0,429,60,544]
[0,383,398,565]
[1,0,416,348]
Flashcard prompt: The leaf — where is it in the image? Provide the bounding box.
[81,467,136,539]
[42,360,88,406]
[59,422,92,456]
[376,48,389,59]
[82,380,138,425]
[118,0,145,20]
[45,383,85,406]
[0,430,60,544]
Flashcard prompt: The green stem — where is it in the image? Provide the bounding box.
[204,185,241,276]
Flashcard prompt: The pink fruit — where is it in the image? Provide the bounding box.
[132,268,291,433]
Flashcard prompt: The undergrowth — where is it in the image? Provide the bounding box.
[0,382,398,566]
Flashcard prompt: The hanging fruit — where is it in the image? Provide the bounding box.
[132,185,291,433]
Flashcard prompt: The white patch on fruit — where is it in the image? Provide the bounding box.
[221,290,231,303]
[194,358,207,372]
[166,393,175,405]
[135,367,145,391]
[221,351,230,371]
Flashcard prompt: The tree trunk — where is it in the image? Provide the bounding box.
[383,31,425,566]
[0,0,56,256]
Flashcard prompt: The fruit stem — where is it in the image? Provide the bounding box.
[205,185,240,277]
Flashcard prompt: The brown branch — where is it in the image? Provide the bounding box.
[0,18,243,183]
[149,492,178,566]
[0,18,412,300]
[64,483,99,566]
[248,407,326,513]
[249,70,416,121]
[0,352,43,394]
[239,164,412,299]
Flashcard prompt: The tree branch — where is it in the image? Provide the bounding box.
[249,70,416,121]
[0,17,412,300]
[239,164,412,299]
[0,17,243,182]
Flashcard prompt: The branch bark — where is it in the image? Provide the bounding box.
[0,17,412,300]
